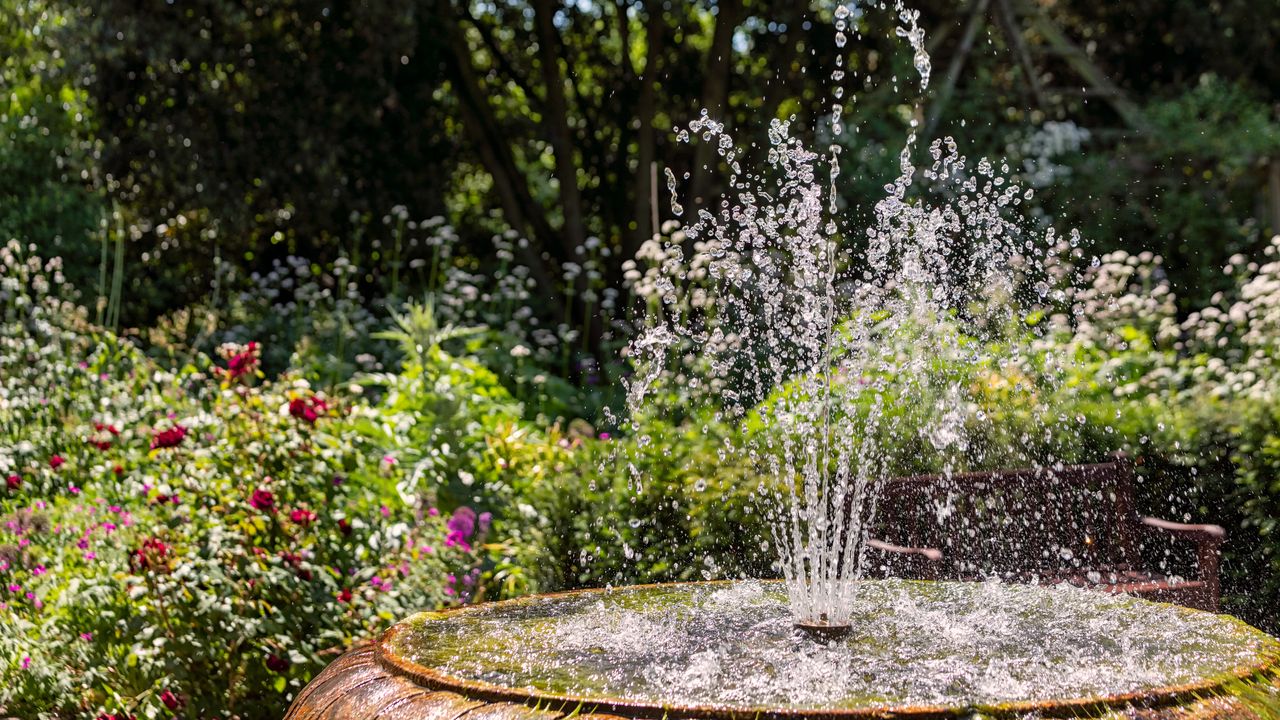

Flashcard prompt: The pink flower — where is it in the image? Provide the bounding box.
[49,455,65,469]
[288,397,322,424]
[445,507,477,550]
[219,341,261,380]
[289,508,316,526]
[80,632,92,641]
[130,537,170,572]
[159,689,183,710]
[21,656,30,670]
[150,424,187,450]
[250,488,275,513]
[5,474,19,491]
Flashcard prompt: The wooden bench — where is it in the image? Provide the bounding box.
[864,458,1226,611]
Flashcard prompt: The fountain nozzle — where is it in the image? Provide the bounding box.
[794,616,853,643]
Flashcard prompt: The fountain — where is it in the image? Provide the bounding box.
[285,3,1280,718]
[286,581,1279,718]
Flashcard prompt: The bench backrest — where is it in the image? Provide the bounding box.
[872,460,1139,578]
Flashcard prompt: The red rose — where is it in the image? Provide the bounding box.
[226,342,259,378]
[89,423,120,451]
[266,653,290,673]
[250,488,275,513]
[150,425,187,450]
[288,397,319,423]
[49,455,65,469]
[337,588,353,603]
[289,508,316,526]
[337,518,352,536]
[129,536,170,572]
[5,474,19,491]
[159,689,183,710]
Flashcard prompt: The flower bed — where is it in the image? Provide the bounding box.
[0,243,495,718]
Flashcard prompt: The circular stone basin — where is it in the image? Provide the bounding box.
[287,580,1280,719]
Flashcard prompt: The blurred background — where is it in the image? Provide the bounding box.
[5,0,1279,398]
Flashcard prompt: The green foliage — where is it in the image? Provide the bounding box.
[0,1,104,292]
[0,244,489,719]
[532,419,771,588]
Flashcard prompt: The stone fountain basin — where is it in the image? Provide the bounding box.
[284,580,1280,720]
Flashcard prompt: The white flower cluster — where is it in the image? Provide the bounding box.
[1006,121,1091,189]
[1055,235,1280,402]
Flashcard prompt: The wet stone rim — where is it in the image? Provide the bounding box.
[373,581,1280,720]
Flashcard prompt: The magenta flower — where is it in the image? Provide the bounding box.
[159,689,183,710]
[49,455,65,469]
[445,507,477,550]
[250,488,275,513]
[150,424,187,450]
[129,537,170,572]
[289,508,316,526]
[219,341,261,380]
[288,397,317,423]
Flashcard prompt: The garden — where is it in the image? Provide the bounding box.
[4,1,1280,718]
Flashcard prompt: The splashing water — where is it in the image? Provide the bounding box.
[389,581,1278,709]
[625,1,1066,626]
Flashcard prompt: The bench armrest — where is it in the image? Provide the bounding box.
[866,539,944,563]
[1139,516,1224,611]
[1139,516,1226,545]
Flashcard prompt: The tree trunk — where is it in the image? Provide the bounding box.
[438,6,564,303]
[629,2,666,260]
[532,0,589,263]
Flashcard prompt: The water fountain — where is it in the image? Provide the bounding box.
[285,3,1280,718]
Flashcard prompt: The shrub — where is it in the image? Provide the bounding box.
[0,243,488,719]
